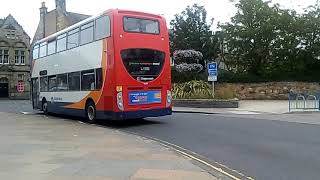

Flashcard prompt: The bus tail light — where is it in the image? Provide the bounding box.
[117,92,124,111]
[166,90,172,107]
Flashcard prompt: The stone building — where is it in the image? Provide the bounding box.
[33,0,90,44]
[0,15,31,99]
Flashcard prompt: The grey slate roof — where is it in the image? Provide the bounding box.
[67,12,90,25]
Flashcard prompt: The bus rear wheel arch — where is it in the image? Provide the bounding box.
[85,99,97,124]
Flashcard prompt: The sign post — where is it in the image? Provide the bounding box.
[207,62,218,98]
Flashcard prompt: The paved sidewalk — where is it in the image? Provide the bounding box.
[174,100,290,114]
[0,112,216,180]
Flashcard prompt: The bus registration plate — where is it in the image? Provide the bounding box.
[129,91,161,105]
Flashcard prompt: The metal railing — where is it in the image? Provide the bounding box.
[289,92,320,112]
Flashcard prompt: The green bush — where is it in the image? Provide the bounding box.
[173,80,213,99]
[172,67,207,83]
[218,70,320,83]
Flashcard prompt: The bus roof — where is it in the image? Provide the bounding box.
[34,9,164,46]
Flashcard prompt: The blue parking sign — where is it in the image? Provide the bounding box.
[208,62,218,82]
[209,63,217,70]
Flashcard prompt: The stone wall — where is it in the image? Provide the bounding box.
[216,82,320,100]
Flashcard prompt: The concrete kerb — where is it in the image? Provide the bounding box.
[173,99,240,108]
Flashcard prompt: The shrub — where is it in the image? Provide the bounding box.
[173,50,203,64]
[172,80,213,99]
[172,67,207,83]
[175,63,203,73]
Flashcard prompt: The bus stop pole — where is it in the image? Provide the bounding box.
[212,81,215,98]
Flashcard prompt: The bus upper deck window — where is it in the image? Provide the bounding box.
[48,40,56,55]
[67,28,79,49]
[39,42,47,58]
[80,21,94,45]
[57,33,67,52]
[95,15,111,40]
[33,45,39,59]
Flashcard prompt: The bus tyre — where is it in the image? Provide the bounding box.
[42,101,48,115]
[85,101,96,124]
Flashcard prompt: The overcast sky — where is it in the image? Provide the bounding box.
[0,0,317,38]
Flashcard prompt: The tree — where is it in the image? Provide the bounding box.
[220,0,279,75]
[170,4,218,65]
[219,0,320,81]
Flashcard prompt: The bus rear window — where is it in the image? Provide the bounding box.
[121,49,165,82]
[123,17,160,34]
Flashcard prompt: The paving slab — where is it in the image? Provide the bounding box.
[0,112,217,180]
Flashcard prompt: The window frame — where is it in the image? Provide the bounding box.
[47,39,57,56]
[40,76,48,92]
[39,42,47,58]
[57,33,67,53]
[33,14,112,59]
[14,50,26,65]
[81,69,96,91]
[67,71,81,92]
[0,49,4,64]
[20,51,25,65]
[80,21,94,46]
[123,16,160,35]
[95,15,111,40]
[56,73,68,92]
[67,28,80,50]
[33,45,40,60]
[48,75,57,92]
[1,49,9,64]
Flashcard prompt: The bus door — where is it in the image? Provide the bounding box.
[32,78,40,109]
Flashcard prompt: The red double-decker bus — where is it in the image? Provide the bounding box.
[31,9,172,123]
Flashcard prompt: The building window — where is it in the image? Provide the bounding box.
[80,21,94,45]
[95,15,111,40]
[57,74,68,91]
[21,51,25,64]
[0,49,3,64]
[81,70,95,91]
[0,49,9,64]
[68,72,80,91]
[48,40,56,55]
[57,33,67,52]
[15,50,26,65]
[40,76,48,92]
[67,28,79,49]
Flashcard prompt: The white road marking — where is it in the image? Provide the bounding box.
[228,111,260,115]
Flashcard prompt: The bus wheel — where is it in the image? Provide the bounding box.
[85,101,96,124]
[42,100,48,115]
